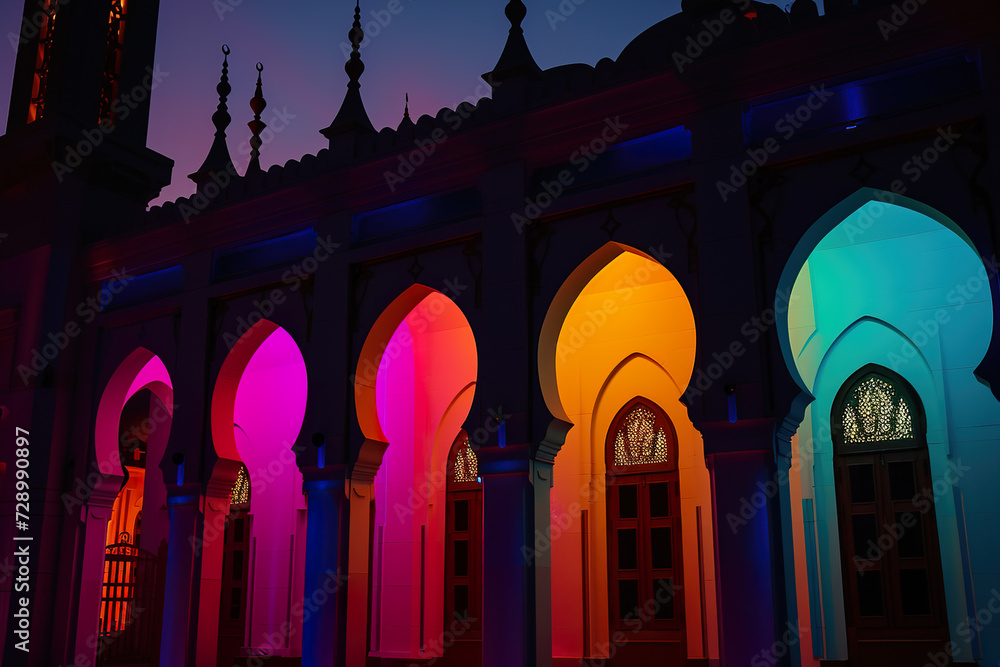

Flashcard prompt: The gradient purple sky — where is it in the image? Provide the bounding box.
[0,0,791,206]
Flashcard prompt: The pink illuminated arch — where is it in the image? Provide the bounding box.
[208,318,308,656]
[355,284,437,443]
[355,285,478,661]
[95,347,174,477]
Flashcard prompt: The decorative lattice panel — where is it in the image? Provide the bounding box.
[842,376,914,444]
[453,439,479,483]
[230,465,250,505]
[613,404,669,467]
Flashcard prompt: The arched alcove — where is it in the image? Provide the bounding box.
[354,287,478,661]
[93,348,174,648]
[777,191,1000,665]
[210,320,308,658]
[538,243,718,664]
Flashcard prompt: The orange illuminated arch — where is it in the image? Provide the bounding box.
[539,243,696,423]
[539,243,716,664]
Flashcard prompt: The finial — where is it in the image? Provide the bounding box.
[189,44,237,186]
[404,93,411,122]
[486,0,542,84]
[505,0,527,29]
[214,44,232,134]
[320,0,376,142]
[247,62,267,176]
[345,0,365,90]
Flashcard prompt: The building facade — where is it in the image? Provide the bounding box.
[1,0,999,666]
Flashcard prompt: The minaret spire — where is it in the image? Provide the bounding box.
[486,0,542,84]
[189,45,236,186]
[404,93,411,122]
[246,62,268,177]
[321,0,376,142]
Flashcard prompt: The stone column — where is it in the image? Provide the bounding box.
[301,472,346,667]
[479,442,555,667]
[703,420,780,667]
[193,487,232,667]
[159,489,202,667]
[72,483,119,665]
[344,441,385,667]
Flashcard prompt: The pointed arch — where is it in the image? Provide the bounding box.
[208,318,308,656]
[776,189,999,664]
[95,347,174,478]
[355,284,438,443]
[356,284,478,661]
[831,364,926,454]
[538,242,696,424]
[777,188,991,395]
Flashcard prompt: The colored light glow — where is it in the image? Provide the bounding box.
[368,290,477,659]
[541,245,718,660]
[782,196,998,667]
[227,323,308,651]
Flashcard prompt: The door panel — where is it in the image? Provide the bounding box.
[835,448,949,665]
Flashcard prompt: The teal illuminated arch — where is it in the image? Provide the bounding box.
[776,188,989,406]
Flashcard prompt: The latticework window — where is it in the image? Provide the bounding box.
[99,0,128,124]
[613,404,670,467]
[28,0,58,123]
[230,466,250,505]
[841,375,915,445]
[452,439,479,484]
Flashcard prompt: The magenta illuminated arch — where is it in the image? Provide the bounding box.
[210,318,308,465]
[356,284,446,443]
[95,348,174,477]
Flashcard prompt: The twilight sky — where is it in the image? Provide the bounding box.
[0,0,793,207]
